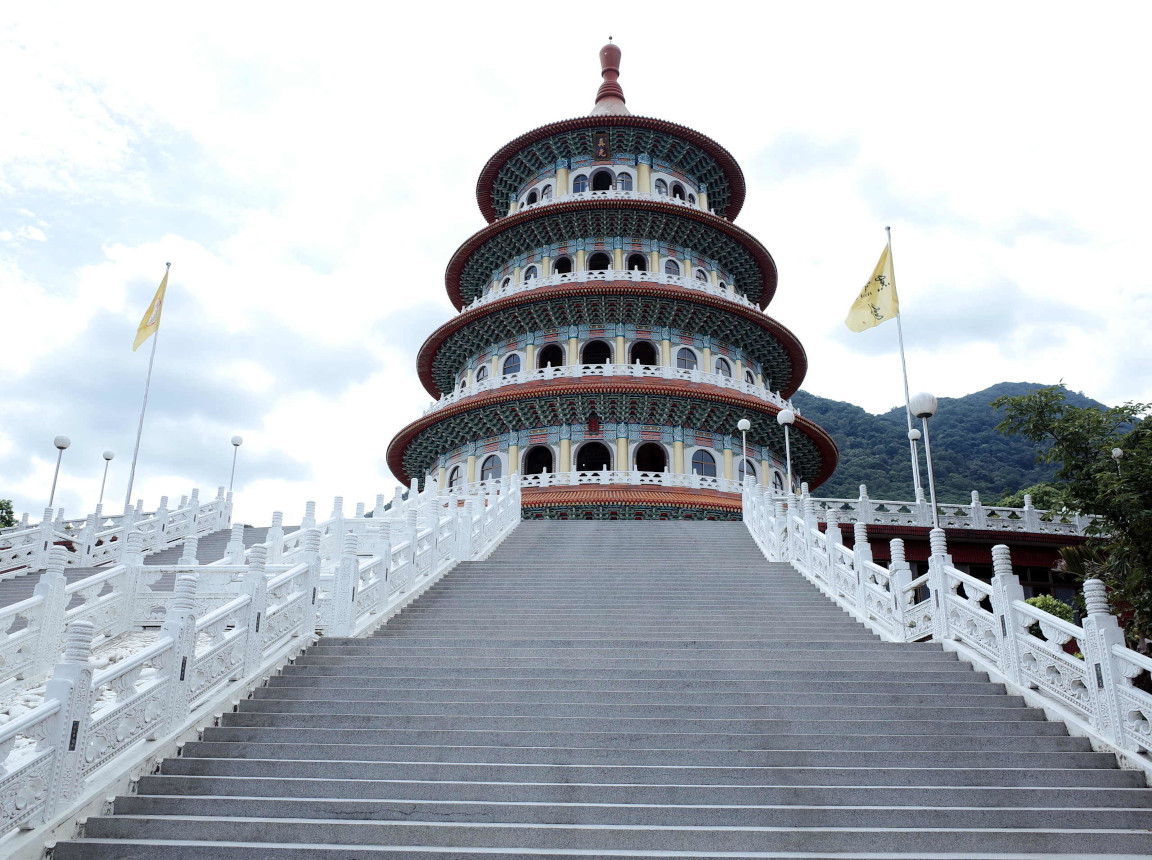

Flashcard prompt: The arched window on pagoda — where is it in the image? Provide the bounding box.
[541,184,552,200]
[447,465,461,489]
[695,269,708,282]
[744,369,755,385]
[524,445,553,474]
[772,471,786,492]
[738,458,756,481]
[576,441,612,472]
[618,172,633,191]
[501,277,511,288]
[664,259,680,276]
[526,190,538,206]
[635,442,667,473]
[476,365,489,382]
[654,178,668,195]
[554,256,573,274]
[671,182,686,200]
[691,449,717,477]
[572,174,588,193]
[587,252,611,271]
[537,344,564,368]
[627,253,647,272]
[502,354,521,376]
[676,348,698,370]
[688,193,696,205]
[715,357,732,377]
[480,455,502,482]
[591,169,613,191]
[718,280,728,292]
[523,266,538,281]
[582,340,612,365]
[630,341,658,366]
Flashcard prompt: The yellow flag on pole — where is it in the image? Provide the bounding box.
[133,268,168,351]
[845,245,899,332]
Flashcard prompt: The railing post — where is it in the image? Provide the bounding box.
[223,489,234,529]
[331,496,345,531]
[80,512,100,566]
[914,485,932,527]
[35,507,56,571]
[373,494,387,519]
[301,501,316,529]
[456,503,475,560]
[852,521,871,611]
[406,510,420,567]
[112,531,148,639]
[926,528,953,641]
[1080,577,1128,746]
[888,538,913,640]
[301,528,322,631]
[355,502,366,518]
[159,575,199,732]
[225,523,246,565]
[856,484,873,524]
[773,499,787,557]
[40,619,97,821]
[153,496,170,552]
[1022,494,1041,532]
[990,544,1027,686]
[969,491,987,529]
[239,545,269,677]
[33,546,71,676]
[330,533,359,636]
[267,511,284,564]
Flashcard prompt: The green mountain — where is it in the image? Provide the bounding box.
[794,382,1103,503]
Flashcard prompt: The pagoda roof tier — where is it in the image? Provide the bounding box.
[387,377,837,488]
[446,198,777,309]
[417,282,807,398]
[476,115,746,223]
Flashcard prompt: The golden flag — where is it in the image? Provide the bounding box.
[845,245,899,332]
[133,268,168,351]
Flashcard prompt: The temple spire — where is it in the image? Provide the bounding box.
[591,39,629,116]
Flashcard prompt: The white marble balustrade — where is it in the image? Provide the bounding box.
[427,363,788,415]
[514,188,710,217]
[465,267,757,311]
[742,481,1152,774]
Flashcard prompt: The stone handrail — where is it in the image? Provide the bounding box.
[0,480,522,842]
[427,363,787,415]
[742,480,1152,773]
[465,267,757,311]
[442,470,744,498]
[0,488,233,578]
[808,484,1095,537]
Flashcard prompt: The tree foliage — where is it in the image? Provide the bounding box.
[992,385,1152,645]
[0,499,14,529]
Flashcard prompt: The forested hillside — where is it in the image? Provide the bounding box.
[794,382,1103,503]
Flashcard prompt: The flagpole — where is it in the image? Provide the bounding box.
[123,263,168,513]
[888,227,924,499]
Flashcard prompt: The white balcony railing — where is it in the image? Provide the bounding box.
[427,363,787,415]
[443,470,745,498]
[514,188,710,217]
[465,267,757,311]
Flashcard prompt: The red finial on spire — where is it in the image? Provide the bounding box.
[592,40,629,116]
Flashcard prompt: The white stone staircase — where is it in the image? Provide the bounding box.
[54,521,1152,858]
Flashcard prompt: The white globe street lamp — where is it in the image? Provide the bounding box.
[48,434,71,509]
[1112,446,1124,476]
[229,436,244,493]
[909,392,940,529]
[777,408,796,493]
[737,418,751,484]
[98,450,115,508]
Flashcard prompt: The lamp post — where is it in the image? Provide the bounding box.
[98,451,115,508]
[907,428,923,499]
[229,436,243,492]
[909,392,940,530]
[1112,447,1124,477]
[737,418,751,483]
[777,409,795,493]
[48,435,71,509]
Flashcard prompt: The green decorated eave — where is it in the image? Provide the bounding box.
[387,380,837,488]
[446,198,777,309]
[476,115,746,223]
[418,284,807,397]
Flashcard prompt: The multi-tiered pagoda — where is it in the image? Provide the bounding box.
[388,43,837,520]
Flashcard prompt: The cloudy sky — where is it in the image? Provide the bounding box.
[2,1,1150,524]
